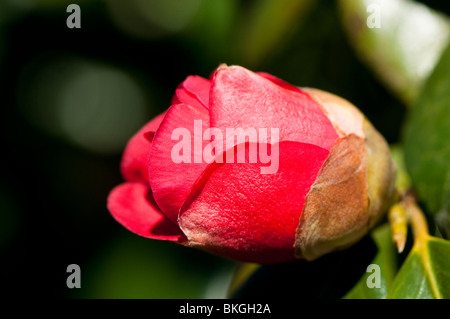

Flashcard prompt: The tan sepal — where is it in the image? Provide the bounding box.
[363,119,397,229]
[294,134,369,261]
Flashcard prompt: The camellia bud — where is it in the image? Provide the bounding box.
[107,65,396,263]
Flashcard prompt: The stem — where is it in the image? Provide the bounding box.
[403,193,430,246]
[401,192,442,298]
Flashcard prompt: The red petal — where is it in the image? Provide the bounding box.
[179,141,330,264]
[107,182,185,241]
[258,72,304,93]
[143,131,155,143]
[210,66,338,151]
[121,112,166,183]
[173,76,211,110]
[148,103,210,223]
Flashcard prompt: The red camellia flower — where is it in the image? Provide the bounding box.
[107,65,396,263]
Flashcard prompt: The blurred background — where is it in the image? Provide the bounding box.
[1,0,449,298]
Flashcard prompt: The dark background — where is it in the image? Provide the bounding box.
[1,0,448,299]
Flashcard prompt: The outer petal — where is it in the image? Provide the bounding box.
[121,112,166,182]
[172,75,211,110]
[179,141,330,264]
[148,103,210,223]
[107,182,185,241]
[301,88,365,138]
[210,65,338,152]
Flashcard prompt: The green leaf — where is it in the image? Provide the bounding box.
[344,224,398,299]
[388,237,450,298]
[404,41,450,215]
[338,0,450,105]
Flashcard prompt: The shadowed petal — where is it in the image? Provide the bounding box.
[172,75,211,110]
[107,182,185,241]
[121,112,166,183]
[148,103,210,223]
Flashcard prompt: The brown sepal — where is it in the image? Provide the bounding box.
[294,134,369,261]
